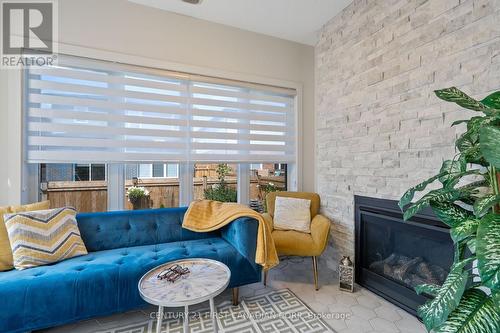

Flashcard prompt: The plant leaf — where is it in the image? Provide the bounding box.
[466,238,476,254]
[451,119,469,127]
[481,91,500,109]
[494,291,500,308]
[477,213,500,290]
[462,145,485,165]
[450,218,480,243]
[417,259,471,330]
[456,180,489,193]
[403,188,463,221]
[456,132,476,153]
[431,202,470,228]
[446,170,485,191]
[473,194,500,217]
[466,116,490,136]
[415,284,440,297]
[434,289,500,333]
[480,126,500,169]
[439,160,466,187]
[455,116,491,164]
[434,87,488,112]
[398,172,444,210]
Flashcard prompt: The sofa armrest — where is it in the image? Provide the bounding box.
[220,217,261,274]
[310,214,331,254]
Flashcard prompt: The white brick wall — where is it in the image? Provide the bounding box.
[315,0,500,270]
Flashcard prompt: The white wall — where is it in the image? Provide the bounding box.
[0,69,23,206]
[0,0,315,205]
[0,72,8,205]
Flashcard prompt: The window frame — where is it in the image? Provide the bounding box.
[22,47,302,208]
[73,163,106,181]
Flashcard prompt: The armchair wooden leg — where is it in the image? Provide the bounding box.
[263,270,268,286]
[232,287,239,306]
[312,256,319,291]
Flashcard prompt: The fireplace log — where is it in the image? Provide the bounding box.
[393,256,422,281]
[369,253,447,287]
[370,253,398,274]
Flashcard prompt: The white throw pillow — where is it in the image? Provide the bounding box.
[273,196,311,233]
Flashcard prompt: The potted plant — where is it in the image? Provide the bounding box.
[127,186,150,210]
[400,87,500,332]
[204,164,237,202]
[258,181,279,212]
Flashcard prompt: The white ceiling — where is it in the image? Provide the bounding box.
[128,0,353,46]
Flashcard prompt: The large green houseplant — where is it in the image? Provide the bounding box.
[399,87,500,332]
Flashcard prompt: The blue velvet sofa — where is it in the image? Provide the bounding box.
[0,207,261,333]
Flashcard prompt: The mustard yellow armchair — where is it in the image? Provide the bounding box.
[263,191,331,290]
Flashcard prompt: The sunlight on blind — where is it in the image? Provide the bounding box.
[26,56,296,163]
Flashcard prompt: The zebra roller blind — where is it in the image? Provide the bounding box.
[26,55,296,163]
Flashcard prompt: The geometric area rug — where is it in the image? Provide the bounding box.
[95,289,335,333]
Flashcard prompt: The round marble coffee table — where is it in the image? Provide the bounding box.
[138,258,231,333]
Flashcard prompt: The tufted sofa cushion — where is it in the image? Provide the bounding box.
[0,237,258,333]
[77,207,219,252]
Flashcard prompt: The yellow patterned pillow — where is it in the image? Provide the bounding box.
[0,206,13,271]
[1,201,51,271]
[9,200,50,213]
[4,207,88,270]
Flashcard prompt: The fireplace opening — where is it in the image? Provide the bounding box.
[355,196,454,316]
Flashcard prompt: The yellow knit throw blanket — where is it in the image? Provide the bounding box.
[182,200,279,270]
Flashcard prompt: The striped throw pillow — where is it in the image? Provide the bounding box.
[0,200,51,271]
[4,207,88,270]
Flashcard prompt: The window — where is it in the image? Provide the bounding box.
[166,164,179,178]
[39,163,108,212]
[189,81,295,163]
[91,164,106,181]
[74,164,106,181]
[249,163,287,212]
[139,164,153,178]
[74,164,90,181]
[124,163,180,210]
[126,163,178,179]
[26,54,297,209]
[152,163,164,178]
[193,163,238,202]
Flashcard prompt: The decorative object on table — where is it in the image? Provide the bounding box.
[157,264,190,282]
[139,258,231,333]
[249,199,264,213]
[97,289,335,333]
[126,186,150,210]
[339,256,354,292]
[203,163,237,203]
[399,87,500,333]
